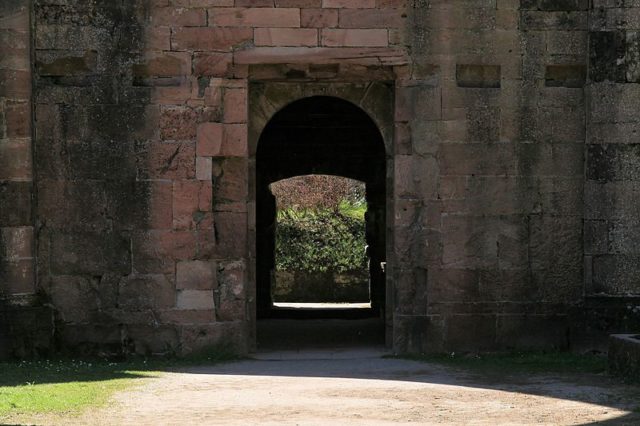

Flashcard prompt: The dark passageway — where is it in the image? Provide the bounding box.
[255,96,387,349]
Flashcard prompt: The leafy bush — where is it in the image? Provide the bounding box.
[270,175,365,211]
[275,208,367,274]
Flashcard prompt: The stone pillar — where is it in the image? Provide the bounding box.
[0,2,35,302]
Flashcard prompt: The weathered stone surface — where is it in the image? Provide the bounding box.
[176,290,215,310]
[118,275,175,311]
[456,64,501,88]
[50,232,131,275]
[445,315,497,352]
[177,260,216,290]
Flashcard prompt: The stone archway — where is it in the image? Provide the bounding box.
[248,84,394,350]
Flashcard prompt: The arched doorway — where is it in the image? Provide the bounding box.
[255,96,387,349]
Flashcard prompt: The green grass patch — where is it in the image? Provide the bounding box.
[0,352,241,418]
[0,359,157,417]
[389,351,607,375]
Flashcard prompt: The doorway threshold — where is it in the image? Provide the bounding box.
[273,302,371,309]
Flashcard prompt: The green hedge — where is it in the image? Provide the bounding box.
[275,209,367,274]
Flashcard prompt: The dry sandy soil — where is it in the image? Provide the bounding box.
[22,347,637,426]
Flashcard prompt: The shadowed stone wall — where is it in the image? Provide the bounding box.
[578,1,640,349]
[0,0,638,357]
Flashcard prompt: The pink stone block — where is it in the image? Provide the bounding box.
[150,7,206,27]
[223,124,248,157]
[193,52,233,77]
[255,28,318,47]
[147,27,171,50]
[338,9,405,28]
[211,8,300,27]
[321,29,388,47]
[177,260,216,290]
[223,87,247,123]
[301,9,339,28]
[275,0,322,6]
[171,27,253,51]
[196,156,213,181]
[197,122,224,156]
[322,0,375,8]
[177,290,215,310]
[173,180,213,230]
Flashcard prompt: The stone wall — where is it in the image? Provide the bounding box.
[33,0,247,356]
[0,0,638,356]
[579,0,640,349]
[394,0,588,352]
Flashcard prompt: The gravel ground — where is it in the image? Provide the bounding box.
[56,347,640,426]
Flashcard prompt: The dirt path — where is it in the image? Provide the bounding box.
[51,347,636,425]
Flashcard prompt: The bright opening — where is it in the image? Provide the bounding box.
[269,175,370,310]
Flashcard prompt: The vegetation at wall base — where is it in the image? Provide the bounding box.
[387,351,608,375]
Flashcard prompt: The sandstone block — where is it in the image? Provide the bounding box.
[212,157,248,206]
[0,259,34,295]
[177,289,215,310]
[160,107,198,140]
[211,8,300,27]
[177,260,217,290]
[51,232,131,275]
[0,138,32,180]
[321,29,388,47]
[545,64,586,87]
[173,180,212,229]
[323,0,375,8]
[4,100,30,138]
[118,274,175,310]
[132,52,191,78]
[193,52,233,77]
[338,9,405,28]
[47,275,99,323]
[126,325,179,356]
[275,0,322,6]
[132,230,197,274]
[456,64,501,88]
[212,212,247,258]
[196,156,212,180]
[179,322,249,355]
[222,124,248,157]
[171,27,253,51]
[223,87,247,123]
[255,28,318,47]
[301,9,338,28]
[0,181,32,227]
[197,122,224,156]
[150,7,206,27]
[0,227,33,260]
